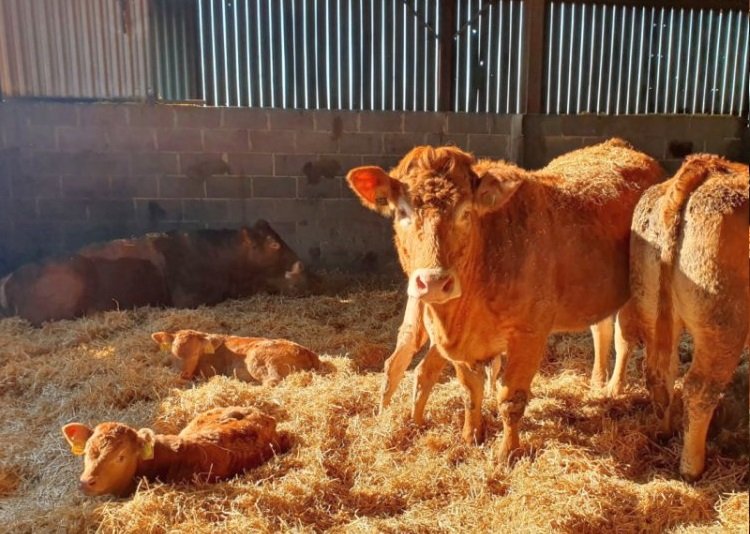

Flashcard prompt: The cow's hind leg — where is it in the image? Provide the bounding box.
[606,304,638,396]
[644,319,682,435]
[412,347,447,426]
[495,334,546,463]
[454,361,485,444]
[680,333,743,481]
[590,315,614,388]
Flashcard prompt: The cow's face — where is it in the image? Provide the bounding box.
[347,147,522,304]
[62,422,155,497]
[151,330,223,379]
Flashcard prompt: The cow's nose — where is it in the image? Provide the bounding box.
[79,477,97,493]
[408,268,461,302]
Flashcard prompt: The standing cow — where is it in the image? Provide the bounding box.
[611,154,748,480]
[346,140,662,462]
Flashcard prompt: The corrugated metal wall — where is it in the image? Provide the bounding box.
[0,0,153,99]
[544,2,750,115]
[152,0,199,101]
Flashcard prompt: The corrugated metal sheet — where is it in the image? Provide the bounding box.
[153,0,200,101]
[544,2,750,116]
[0,0,153,99]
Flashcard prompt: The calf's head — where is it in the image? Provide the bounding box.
[347,146,523,304]
[62,422,155,497]
[151,329,224,379]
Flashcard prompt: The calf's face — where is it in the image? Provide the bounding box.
[62,422,155,497]
[152,330,224,379]
[347,147,522,304]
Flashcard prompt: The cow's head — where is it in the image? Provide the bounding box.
[347,147,523,304]
[151,329,223,379]
[61,421,155,497]
[244,221,313,294]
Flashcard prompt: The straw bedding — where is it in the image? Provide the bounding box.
[0,278,747,533]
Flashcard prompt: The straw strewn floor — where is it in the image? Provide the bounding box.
[0,283,747,533]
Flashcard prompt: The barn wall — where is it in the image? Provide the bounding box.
[0,100,746,276]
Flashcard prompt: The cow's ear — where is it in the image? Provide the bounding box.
[265,235,281,251]
[137,428,155,460]
[346,166,402,216]
[62,423,93,456]
[151,332,174,352]
[474,172,523,214]
[206,335,224,352]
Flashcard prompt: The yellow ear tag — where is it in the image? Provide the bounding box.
[141,441,154,461]
[71,444,85,456]
[160,342,171,352]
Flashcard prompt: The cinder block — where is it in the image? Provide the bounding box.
[250,130,295,153]
[12,174,61,198]
[274,154,316,176]
[203,128,250,152]
[37,198,90,221]
[468,134,510,159]
[135,198,182,224]
[339,133,382,154]
[88,199,135,222]
[182,199,229,222]
[227,153,274,175]
[128,105,175,127]
[78,105,128,128]
[423,132,468,149]
[298,176,342,199]
[383,133,421,154]
[205,175,253,198]
[111,175,159,198]
[19,126,57,151]
[61,175,110,198]
[222,108,269,129]
[157,128,203,151]
[57,127,110,152]
[252,176,297,198]
[108,127,157,152]
[313,111,358,134]
[175,106,222,128]
[360,111,403,132]
[690,116,745,139]
[446,113,489,134]
[158,175,206,198]
[704,138,745,162]
[296,131,339,154]
[406,112,446,133]
[26,103,79,126]
[180,153,230,179]
[131,153,179,175]
[268,110,315,130]
[490,115,514,135]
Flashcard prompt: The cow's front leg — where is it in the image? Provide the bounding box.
[380,297,427,413]
[454,361,485,444]
[412,346,447,425]
[495,334,546,463]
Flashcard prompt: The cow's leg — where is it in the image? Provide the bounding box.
[590,315,614,387]
[454,361,485,444]
[643,319,682,435]
[486,354,503,398]
[380,298,428,413]
[606,304,637,396]
[680,334,742,481]
[412,346,447,426]
[495,335,546,463]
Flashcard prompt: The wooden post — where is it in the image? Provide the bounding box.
[437,1,457,112]
[522,0,547,114]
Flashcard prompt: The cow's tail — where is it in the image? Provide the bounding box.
[654,156,715,358]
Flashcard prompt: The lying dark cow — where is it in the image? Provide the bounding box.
[0,220,309,325]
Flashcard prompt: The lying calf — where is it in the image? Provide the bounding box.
[152,329,321,386]
[62,406,287,497]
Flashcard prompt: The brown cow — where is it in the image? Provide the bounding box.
[62,406,287,497]
[0,220,310,325]
[610,154,748,480]
[151,329,321,386]
[347,140,662,461]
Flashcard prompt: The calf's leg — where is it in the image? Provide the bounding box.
[454,361,485,444]
[412,347,447,426]
[495,334,546,463]
[590,315,614,387]
[644,318,682,434]
[606,305,637,396]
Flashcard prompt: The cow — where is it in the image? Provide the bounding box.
[62,406,287,497]
[346,139,662,462]
[151,329,321,385]
[609,154,748,480]
[0,220,310,325]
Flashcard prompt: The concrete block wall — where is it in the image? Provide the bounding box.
[0,102,517,275]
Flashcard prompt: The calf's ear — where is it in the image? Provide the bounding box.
[474,172,523,214]
[62,423,93,456]
[137,428,155,460]
[151,332,174,352]
[206,335,224,352]
[346,166,402,216]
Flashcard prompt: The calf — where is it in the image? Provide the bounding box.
[346,140,662,461]
[152,329,321,386]
[613,154,748,480]
[62,406,286,497]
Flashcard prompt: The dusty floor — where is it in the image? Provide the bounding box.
[0,282,747,533]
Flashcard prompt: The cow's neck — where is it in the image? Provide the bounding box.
[135,434,188,480]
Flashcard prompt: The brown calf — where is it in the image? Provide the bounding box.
[62,406,286,497]
[152,329,321,386]
[347,140,662,462]
[612,154,749,480]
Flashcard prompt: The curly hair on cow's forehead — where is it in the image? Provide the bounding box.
[393,145,476,210]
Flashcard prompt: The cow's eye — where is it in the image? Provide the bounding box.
[117,454,126,462]
[397,209,411,226]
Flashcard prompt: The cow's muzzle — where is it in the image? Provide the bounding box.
[408,268,461,303]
